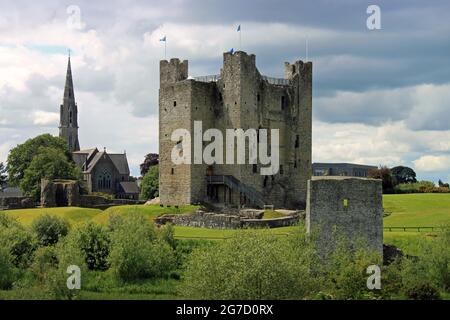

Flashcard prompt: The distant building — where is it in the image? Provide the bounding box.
[312,163,377,178]
[0,185,23,198]
[59,56,139,200]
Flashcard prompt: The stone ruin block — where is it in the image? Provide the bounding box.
[306,176,383,257]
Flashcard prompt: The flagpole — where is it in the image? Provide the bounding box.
[239,29,241,51]
[165,39,167,60]
[306,37,309,61]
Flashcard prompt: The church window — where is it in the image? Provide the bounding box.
[295,135,299,148]
[252,164,257,173]
[69,110,73,125]
[173,101,177,107]
[171,168,174,175]
[281,96,285,110]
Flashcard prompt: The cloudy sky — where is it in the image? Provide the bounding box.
[0,0,449,181]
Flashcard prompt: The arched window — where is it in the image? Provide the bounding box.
[97,169,111,190]
[69,110,73,125]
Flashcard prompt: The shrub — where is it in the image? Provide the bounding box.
[394,181,450,194]
[43,235,86,300]
[140,165,159,200]
[180,227,319,299]
[30,246,58,283]
[405,282,441,300]
[319,237,383,300]
[0,215,37,268]
[31,214,70,246]
[73,223,111,271]
[108,213,176,282]
[0,247,16,290]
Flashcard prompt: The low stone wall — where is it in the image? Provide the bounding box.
[0,196,35,210]
[241,215,300,228]
[80,195,144,209]
[158,210,300,229]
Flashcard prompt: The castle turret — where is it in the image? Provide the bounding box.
[59,55,80,152]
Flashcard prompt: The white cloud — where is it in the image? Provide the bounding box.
[33,111,59,126]
[413,155,450,172]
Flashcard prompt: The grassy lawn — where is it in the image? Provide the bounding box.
[383,193,450,227]
[5,207,103,227]
[91,204,200,225]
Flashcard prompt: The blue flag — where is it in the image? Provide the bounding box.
[237,25,241,32]
[160,36,166,42]
[229,48,234,54]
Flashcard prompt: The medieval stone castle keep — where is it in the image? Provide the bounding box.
[159,51,312,209]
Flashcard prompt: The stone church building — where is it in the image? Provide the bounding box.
[159,51,312,209]
[59,56,139,199]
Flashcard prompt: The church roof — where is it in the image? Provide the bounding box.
[109,154,130,175]
[119,181,140,195]
[72,148,130,176]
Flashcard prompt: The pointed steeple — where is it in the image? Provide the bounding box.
[63,54,75,102]
[59,53,80,152]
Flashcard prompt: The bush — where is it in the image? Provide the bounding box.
[72,223,111,271]
[180,228,319,299]
[394,181,450,194]
[0,214,37,268]
[30,246,58,283]
[31,214,70,246]
[140,165,159,200]
[405,282,441,300]
[108,213,176,282]
[43,235,86,300]
[319,237,383,300]
[0,247,16,290]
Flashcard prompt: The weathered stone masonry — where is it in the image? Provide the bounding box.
[159,51,312,209]
[306,177,384,256]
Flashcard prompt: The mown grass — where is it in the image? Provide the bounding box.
[383,193,450,227]
[5,207,102,227]
[262,210,286,219]
[91,204,200,225]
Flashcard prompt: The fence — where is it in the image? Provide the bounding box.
[384,226,448,232]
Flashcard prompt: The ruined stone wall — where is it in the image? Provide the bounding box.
[306,177,383,256]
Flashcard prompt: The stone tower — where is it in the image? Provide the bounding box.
[59,55,80,152]
[159,51,312,209]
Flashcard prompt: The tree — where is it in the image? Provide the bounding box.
[0,162,6,189]
[391,166,417,184]
[20,147,81,200]
[368,166,395,193]
[438,179,450,188]
[140,153,159,177]
[140,165,159,200]
[7,134,70,186]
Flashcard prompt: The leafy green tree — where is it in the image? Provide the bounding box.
[20,147,81,200]
[0,162,6,188]
[140,153,159,176]
[140,165,159,200]
[368,166,395,193]
[391,166,417,184]
[6,134,70,186]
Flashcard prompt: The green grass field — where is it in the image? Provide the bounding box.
[4,193,450,250]
[1,193,449,300]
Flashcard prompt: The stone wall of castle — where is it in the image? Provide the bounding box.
[159,51,312,209]
[306,177,383,257]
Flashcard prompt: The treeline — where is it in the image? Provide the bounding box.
[368,166,449,194]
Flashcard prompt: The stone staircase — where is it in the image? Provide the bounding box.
[206,175,265,208]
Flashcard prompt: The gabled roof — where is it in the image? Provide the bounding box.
[72,148,130,176]
[109,153,130,175]
[119,181,139,194]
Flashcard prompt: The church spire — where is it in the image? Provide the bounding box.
[59,53,80,152]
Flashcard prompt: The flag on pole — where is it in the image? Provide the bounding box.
[160,36,166,42]
[229,48,234,54]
